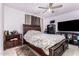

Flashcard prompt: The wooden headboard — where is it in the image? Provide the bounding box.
[23,24,41,35]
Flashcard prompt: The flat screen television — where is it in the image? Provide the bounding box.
[58,19,79,32]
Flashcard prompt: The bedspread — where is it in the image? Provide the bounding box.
[24,30,65,49]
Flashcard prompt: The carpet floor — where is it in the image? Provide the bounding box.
[16,45,37,56]
[4,44,79,56]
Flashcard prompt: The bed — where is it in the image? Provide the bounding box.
[23,24,68,56]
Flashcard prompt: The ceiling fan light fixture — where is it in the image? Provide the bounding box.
[38,3,63,13]
[48,8,51,12]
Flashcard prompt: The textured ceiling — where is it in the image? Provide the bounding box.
[4,3,79,18]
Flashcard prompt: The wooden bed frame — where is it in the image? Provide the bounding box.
[23,24,68,56]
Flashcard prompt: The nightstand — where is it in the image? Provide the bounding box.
[4,34,22,50]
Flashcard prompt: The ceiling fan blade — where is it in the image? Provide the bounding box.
[39,7,48,9]
[43,9,48,13]
[52,5,63,9]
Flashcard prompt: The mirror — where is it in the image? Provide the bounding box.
[25,14,40,26]
[25,14,44,32]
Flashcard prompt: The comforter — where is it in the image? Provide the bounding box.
[24,30,65,49]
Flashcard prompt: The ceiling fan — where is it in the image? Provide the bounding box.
[39,3,63,13]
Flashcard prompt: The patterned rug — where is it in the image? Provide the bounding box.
[16,45,37,56]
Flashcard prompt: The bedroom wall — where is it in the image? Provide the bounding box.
[52,10,79,22]
[52,10,79,32]
[4,5,79,33]
[4,6,25,34]
[42,10,79,32]
[42,18,51,31]
[0,3,3,55]
[4,5,45,33]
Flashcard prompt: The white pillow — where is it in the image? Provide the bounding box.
[27,30,41,34]
[24,30,41,39]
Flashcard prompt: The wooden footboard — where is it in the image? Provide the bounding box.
[23,39,68,56]
[49,39,68,56]
[23,39,47,56]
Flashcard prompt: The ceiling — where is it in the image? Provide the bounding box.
[4,3,79,18]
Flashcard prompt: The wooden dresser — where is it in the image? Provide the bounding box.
[4,34,22,50]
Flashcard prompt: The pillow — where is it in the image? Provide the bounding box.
[24,30,41,39]
[27,30,41,34]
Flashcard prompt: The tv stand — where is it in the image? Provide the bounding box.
[57,32,79,46]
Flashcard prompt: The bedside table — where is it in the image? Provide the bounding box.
[4,34,22,50]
